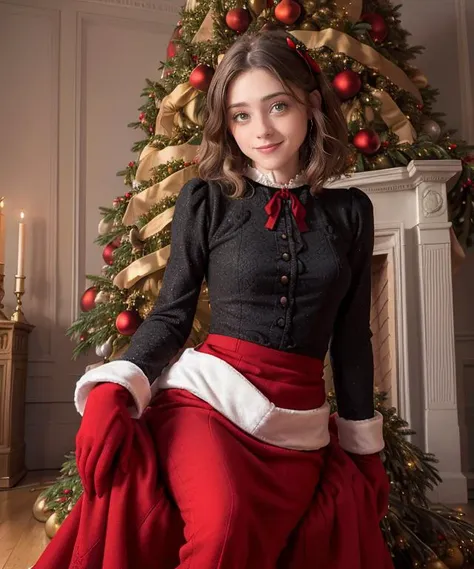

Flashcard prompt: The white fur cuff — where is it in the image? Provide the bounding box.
[74,360,152,419]
[335,411,384,454]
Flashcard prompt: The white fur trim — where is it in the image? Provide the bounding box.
[335,411,384,454]
[153,348,330,451]
[74,360,151,419]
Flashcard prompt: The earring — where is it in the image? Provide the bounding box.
[308,119,315,136]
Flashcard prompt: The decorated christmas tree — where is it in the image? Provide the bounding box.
[33,0,474,567]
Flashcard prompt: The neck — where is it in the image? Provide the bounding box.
[251,156,302,186]
[246,165,307,189]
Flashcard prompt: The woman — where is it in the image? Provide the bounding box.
[34,28,392,569]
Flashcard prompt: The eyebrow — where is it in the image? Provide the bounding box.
[227,91,290,110]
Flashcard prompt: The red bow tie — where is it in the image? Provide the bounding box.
[264,188,308,233]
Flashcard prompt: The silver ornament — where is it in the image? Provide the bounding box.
[95,291,110,304]
[95,336,114,359]
[100,336,114,359]
[98,218,114,236]
[421,119,441,142]
[95,344,105,358]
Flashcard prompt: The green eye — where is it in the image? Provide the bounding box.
[272,102,288,113]
[233,112,249,122]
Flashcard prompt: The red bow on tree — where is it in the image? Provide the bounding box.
[286,36,321,75]
[264,188,309,232]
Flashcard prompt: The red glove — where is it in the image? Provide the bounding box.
[349,452,390,520]
[75,382,135,498]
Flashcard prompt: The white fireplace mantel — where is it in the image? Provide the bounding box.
[327,159,467,504]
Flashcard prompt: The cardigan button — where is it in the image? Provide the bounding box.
[280,296,288,306]
[277,317,285,328]
[281,233,288,240]
[282,252,290,261]
[280,275,289,285]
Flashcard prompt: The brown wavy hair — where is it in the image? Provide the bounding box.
[198,28,349,197]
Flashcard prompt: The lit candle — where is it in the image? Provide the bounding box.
[0,198,4,265]
[17,211,26,277]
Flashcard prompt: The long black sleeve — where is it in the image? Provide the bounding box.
[329,187,375,421]
[120,178,210,383]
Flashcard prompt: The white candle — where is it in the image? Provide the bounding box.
[0,199,4,265]
[17,211,25,277]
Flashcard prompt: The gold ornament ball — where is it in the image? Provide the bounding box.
[45,512,62,539]
[443,546,464,569]
[33,494,53,523]
[373,155,392,170]
[248,0,266,16]
[300,19,316,30]
[351,62,364,74]
[426,560,449,569]
[303,0,317,12]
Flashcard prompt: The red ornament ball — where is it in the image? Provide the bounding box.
[80,287,96,312]
[361,12,388,43]
[275,0,301,25]
[332,70,362,100]
[167,41,177,59]
[225,8,251,33]
[116,310,142,336]
[353,129,381,155]
[102,243,117,266]
[189,64,215,92]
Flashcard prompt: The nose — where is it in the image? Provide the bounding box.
[255,114,274,139]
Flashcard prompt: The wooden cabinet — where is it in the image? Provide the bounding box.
[0,321,34,488]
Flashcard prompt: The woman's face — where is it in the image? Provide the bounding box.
[226,68,310,183]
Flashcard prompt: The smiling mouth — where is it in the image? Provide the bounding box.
[255,142,282,150]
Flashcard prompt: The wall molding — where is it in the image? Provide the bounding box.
[456,333,474,342]
[71,11,174,322]
[77,0,180,14]
[0,3,60,360]
[454,0,474,142]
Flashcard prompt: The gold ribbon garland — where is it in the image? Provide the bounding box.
[139,206,175,240]
[123,165,198,226]
[113,245,171,290]
[192,10,214,43]
[154,82,203,139]
[410,69,429,89]
[342,91,416,144]
[292,29,422,102]
[136,142,199,182]
[371,90,416,144]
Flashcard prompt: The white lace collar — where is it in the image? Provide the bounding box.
[245,166,307,189]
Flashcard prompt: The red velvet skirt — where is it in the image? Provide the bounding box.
[33,334,393,569]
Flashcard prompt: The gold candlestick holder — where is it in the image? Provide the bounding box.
[0,263,8,320]
[11,275,28,323]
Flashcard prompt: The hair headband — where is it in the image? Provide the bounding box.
[286,34,321,75]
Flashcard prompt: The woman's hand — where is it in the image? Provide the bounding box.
[75,382,135,498]
[349,452,390,520]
